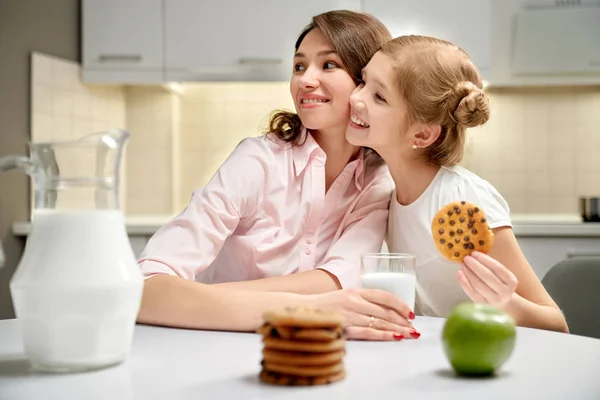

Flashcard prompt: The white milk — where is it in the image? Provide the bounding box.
[361,272,416,310]
[10,209,143,372]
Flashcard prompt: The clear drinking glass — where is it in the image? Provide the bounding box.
[361,253,417,310]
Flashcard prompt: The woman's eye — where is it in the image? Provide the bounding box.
[324,61,338,69]
[294,63,306,72]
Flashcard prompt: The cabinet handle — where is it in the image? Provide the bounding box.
[238,57,282,65]
[0,239,5,269]
[97,54,143,62]
[567,250,600,258]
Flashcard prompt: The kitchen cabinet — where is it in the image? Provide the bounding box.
[363,0,492,81]
[82,0,164,83]
[517,237,600,279]
[489,0,600,87]
[82,0,496,83]
[85,0,597,87]
[163,0,361,82]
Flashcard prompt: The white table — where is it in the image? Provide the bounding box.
[1,317,599,399]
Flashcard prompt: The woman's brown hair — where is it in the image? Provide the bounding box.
[267,10,391,145]
[381,35,490,166]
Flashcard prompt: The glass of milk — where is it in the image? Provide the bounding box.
[360,253,416,310]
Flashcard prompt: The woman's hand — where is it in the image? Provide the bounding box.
[458,251,518,310]
[310,288,419,341]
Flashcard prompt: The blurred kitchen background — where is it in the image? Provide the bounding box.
[1,0,599,319]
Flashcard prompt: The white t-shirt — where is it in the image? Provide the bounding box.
[386,165,512,317]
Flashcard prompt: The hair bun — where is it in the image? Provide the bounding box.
[446,81,490,128]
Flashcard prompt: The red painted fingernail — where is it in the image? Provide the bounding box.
[393,333,404,340]
[410,330,421,339]
[409,311,415,320]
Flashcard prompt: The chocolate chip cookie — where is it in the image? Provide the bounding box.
[431,200,494,263]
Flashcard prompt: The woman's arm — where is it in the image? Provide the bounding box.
[138,274,416,339]
[215,269,342,293]
[137,275,304,331]
[459,227,569,333]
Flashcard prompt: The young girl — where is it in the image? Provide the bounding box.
[346,35,568,333]
[137,11,417,341]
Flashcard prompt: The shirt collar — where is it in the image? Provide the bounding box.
[292,128,324,176]
[292,128,367,192]
[353,148,366,191]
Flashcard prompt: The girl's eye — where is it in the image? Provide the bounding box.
[324,61,338,69]
[294,63,306,72]
[376,93,386,103]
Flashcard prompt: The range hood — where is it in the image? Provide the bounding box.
[512,6,600,76]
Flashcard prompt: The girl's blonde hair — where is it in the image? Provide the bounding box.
[380,35,490,166]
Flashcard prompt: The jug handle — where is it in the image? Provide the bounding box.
[0,156,35,175]
[0,239,4,269]
[0,156,35,269]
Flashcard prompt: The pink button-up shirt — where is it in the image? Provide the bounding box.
[138,130,393,288]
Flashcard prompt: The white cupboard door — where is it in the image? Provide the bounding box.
[364,0,492,80]
[82,0,163,71]
[164,0,361,81]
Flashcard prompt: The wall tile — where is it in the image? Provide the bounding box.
[550,173,576,198]
[32,85,53,115]
[468,86,600,216]
[52,116,72,141]
[551,197,578,214]
[123,86,174,215]
[526,196,553,213]
[576,173,600,197]
[31,113,53,143]
[31,52,53,86]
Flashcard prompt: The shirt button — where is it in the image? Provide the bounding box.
[305,248,311,255]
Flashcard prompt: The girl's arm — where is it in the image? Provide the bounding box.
[459,227,569,333]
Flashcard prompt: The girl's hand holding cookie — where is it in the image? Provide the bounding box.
[431,201,518,310]
[457,251,518,309]
[311,288,419,341]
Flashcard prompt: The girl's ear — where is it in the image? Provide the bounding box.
[413,124,442,148]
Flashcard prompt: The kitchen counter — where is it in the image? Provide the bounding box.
[11,215,175,237]
[508,214,600,237]
[11,214,600,238]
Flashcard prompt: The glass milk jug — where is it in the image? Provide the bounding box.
[0,129,143,372]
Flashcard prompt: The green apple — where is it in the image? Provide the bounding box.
[442,302,516,377]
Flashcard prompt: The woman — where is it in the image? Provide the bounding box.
[346,35,568,333]
[137,11,418,341]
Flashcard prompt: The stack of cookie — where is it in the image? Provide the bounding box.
[257,307,346,386]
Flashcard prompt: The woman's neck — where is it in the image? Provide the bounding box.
[384,151,441,206]
[311,128,359,191]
